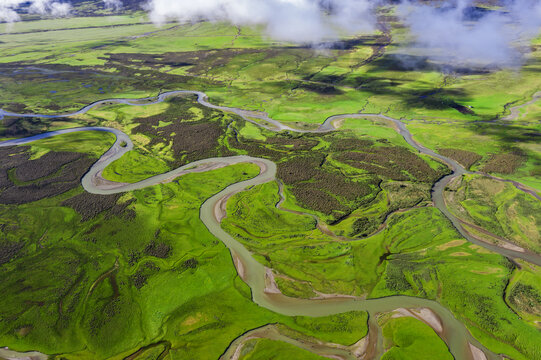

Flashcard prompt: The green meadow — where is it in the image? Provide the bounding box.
[0,7,540,360]
[238,339,328,360]
[1,131,375,359]
[379,316,453,360]
[445,174,541,253]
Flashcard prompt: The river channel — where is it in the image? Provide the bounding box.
[2,90,539,359]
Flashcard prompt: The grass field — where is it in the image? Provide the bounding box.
[0,129,376,359]
[505,260,541,326]
[238,338,327,360]
[223,180,541,359]
[379,315,453,360]
[1,8,541,360]
[445,174,541,254]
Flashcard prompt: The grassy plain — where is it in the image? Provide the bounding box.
[223,181,541,359]
[505,260,541,326]
[101,149,171,183]
[2,14,538,191]
[27,131,117,158]
[238,338,327,360]
[445,174,541,253]
[1,8,541,360]
[289,311,369,346]
[0,129,376,359]
[408,121,541,192]
[379,316,453,360]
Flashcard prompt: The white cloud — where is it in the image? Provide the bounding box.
[0,0,23,22]
[144,0,376,43]
[0,0,71,22]
[49,1,71,16]
[104,0,122,11]
[29,0,71,17]
[0,0,539,68]
[0,7,19,23]
[396,0,541,67]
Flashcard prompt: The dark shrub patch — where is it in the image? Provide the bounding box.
[62,193,120,221]
[277,155,323,183]
[144,242,172,259]
[15,151,83,182]
[0,241,24,265]
[481,151,526,174]
[0,147,95,205]
[293,82,344,95]
[289,185,349,218]
[350,217,378,238]
[182,258,198,269]
[337,146,444,183]
[131,97,234,167]
[438,148,482,169]
[266,135,319,151]
[277,154,378,220]
[131,272,147,290]
[509,283,541,316]
[329,137,374,152]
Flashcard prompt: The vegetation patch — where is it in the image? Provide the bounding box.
[1,13,541,360]
[275,277,317,299]
[290,311,368,346]
[380,316,453,360]
[144,241,172,259]
[0,146,96,205]
[336,146,444,183]
[438,148,482,169]
[238,338,327,360]
[508,283,541,317]
[0,241,24,265]
[481,151,526,174]
[61,192,135,222]
[277,154,378,221]
[445,174,541,254]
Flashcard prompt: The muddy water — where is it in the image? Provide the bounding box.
[6,90,540,359]
[0,348,48,360]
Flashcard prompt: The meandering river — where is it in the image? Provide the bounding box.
[2,90,539,359]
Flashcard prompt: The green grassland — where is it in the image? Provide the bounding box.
[1,8,541,360]
[445,174,541,253]
[27,131,117,158]
[69,96,447,228]
[1,14,149,34]
[1,13,540,193]
[379,315,453,360]
[0,15,539,126]
[407,120,541,192]
[0,130,375,359]
[1,13,539,193]
[222,180,541,359]
[518,98,541,122]
[238,338,327,360]
[71,95,540,358]
[288,311,369,346]
[505,260,541,326]
[0,89,539,360]
[224,182,317,238]
[0,133,262,357]
[101,149,171,183]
